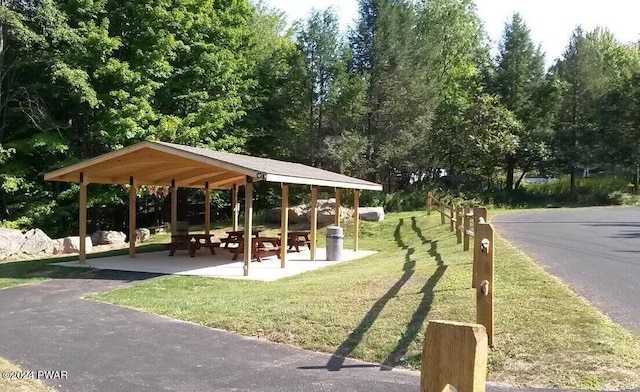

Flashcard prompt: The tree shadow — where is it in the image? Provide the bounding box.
[317,218,417,371]
[380,219,447,370]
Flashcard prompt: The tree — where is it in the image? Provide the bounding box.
[491,13,548,190]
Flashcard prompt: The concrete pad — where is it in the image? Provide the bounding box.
[52,248,376,281]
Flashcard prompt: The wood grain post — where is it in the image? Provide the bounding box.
[243,177,253,277]
[472,207,488,288]
[353,189,360,252]
[440,203,445,225]
[476,222,494,347]
[79,172,87,264]
[449,205,455,232]
[427,191,432,215]
[232,183,239,232]
[463,207,471,251]
[280,183,289,268]
[310,185,318,261]
[204,181,211,235]
[171,179,177,236]
[421,320,488,392]
[129,176,137,258]
[456,207,463,244]
[334,188,341,227]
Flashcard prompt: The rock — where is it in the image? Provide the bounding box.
[51,239,65,255]
[306,205,352,226]
[359,206,385,222]
[0,228,25,259]
[61,237,93,254]
[92,230,126,246]
[20,228,53,255]
[135,228,150,243]
[266,206,306,224]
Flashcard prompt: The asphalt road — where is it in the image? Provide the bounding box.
[0,270,605,392]
[492,207,640,333]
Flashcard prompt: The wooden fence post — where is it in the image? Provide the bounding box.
[472,207,488,288]
[476,222,494,347]
[421,320,488,392]
[463,207,471,251]
[449,205,455,232]
[456,206,462,244]
[440,203,445,225]
[427,191,432,215]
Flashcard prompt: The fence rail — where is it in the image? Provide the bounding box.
[426,191,494,347]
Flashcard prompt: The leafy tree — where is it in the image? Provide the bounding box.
[491,13,548,190]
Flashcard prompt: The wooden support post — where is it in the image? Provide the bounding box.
[171,179,177,236]
[243,177,253,277]
[310,185,318,261]
[129,176,137,258]
[456,207,463,244]
[79,172,87,264]
[334,188,341,227]
[421,320,488,392]
[427,191,432,215]
[204,181,211,235]
[280,183,289,268]
[440,204,445,225]
[463,207,471,251]
[232,183,239,232]
[353,189,360,252]
[449,205,455,232]
[472,207,488,288]
[476,222,494,347]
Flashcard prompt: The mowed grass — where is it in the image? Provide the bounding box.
[0,357,54,392]
[78,211,638,389]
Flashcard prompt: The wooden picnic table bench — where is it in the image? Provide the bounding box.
[169,234,220,257]
[279,230,311,252]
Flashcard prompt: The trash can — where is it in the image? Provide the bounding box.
[326,225,344,261]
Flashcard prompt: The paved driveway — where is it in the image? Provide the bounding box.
[492,207,640,333]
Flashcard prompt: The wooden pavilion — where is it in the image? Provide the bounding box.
[44,141,382,276]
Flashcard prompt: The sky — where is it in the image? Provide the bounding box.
[261,0,640,67]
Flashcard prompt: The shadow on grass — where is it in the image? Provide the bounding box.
[0,243,167,288]
[301,216,446,372]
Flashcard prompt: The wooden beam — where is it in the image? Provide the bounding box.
[79,172,87,264]
[280,183,289,268]
[205,181,211,235]
[232,183,239,231]
[334,188,341,227]
[129,176,137,258]
[353,190,360,252]
[95,163,204,179]
[178,169,229,187]
[171,179,177,236]
[210,174,246,188]
[310,185,318,261]
[140,166,212,182]
[243,177,254,277]
[476,222,494,347]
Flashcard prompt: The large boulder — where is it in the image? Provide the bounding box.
[359,206,385,222]
[135,228,150,243]
[61,237,93,254]
[0,228,25,259]
[266,206,306,224]
[91,230,126,246]
[51,239,65,255]
[306,205,353,226]
[20,228,53,255]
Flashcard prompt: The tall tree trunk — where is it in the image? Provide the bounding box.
[505,155,516,191]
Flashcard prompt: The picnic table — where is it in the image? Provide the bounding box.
[169,234,220,257]
[279,230,311,252]
[220,229,281,262]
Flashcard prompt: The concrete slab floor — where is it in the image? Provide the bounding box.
[52,248,376,281]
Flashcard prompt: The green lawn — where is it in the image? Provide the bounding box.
[87,211,640,389]
[0,357,54,392]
